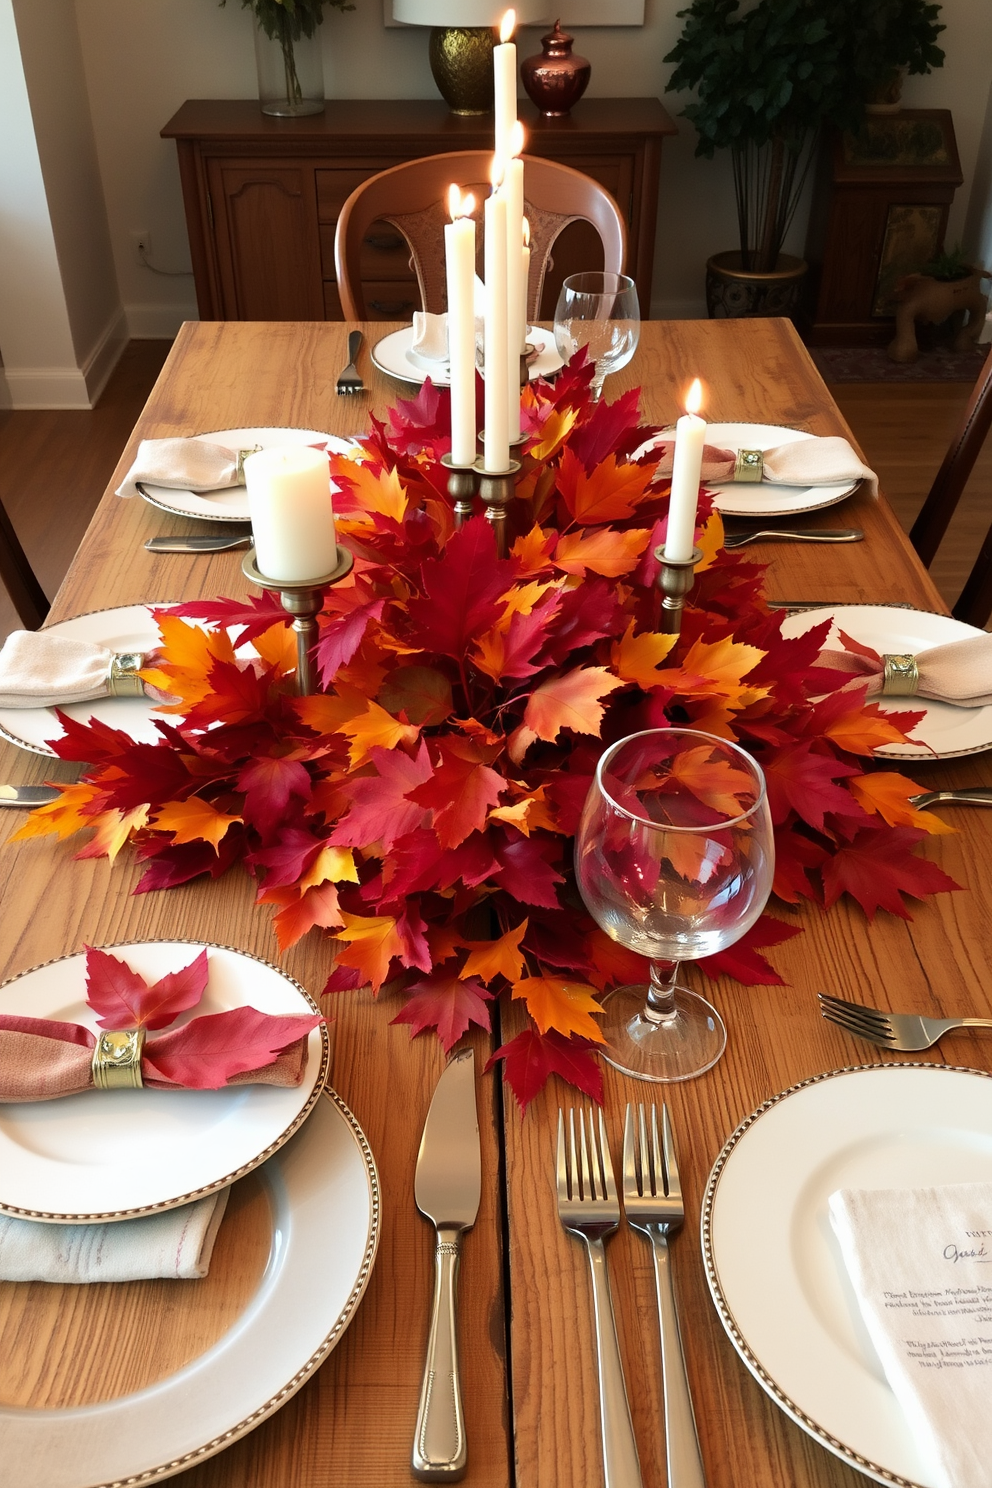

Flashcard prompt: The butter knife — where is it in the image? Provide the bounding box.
[0,785,60,807]
[145,534,252,553]
[413,1047,481,1482]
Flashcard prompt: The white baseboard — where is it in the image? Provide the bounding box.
[3,366,91,409]
[82,306,128,405]
[125,302,198,339]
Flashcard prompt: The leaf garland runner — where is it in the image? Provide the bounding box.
[17,359,961,1111]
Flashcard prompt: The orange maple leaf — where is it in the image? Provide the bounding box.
[300,844,359,890]
[150,798,242,853]
[553,526,651,578]
[337,698,421,767]
[74,805,150,863]
[510,525,557,575]
[669,745,757,817]
[487,786,560,836]
[264,882,346,951]
[696,509,725,572]
[821,705,912,755]
[333,911,404,993]
[680,634,768,709]
[462,919,529,984]
[611,621,677,690]
[520,667,624,748]
[528,405,579,462]
[557,448,656,525]
[511,974,606,1043]
[251,621,297,675]
[339,462,408,525]
[292,688,367,736]
[11,783,103,843]
[142,614,237,714]
[849,772,956,835]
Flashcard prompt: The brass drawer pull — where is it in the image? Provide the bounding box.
[365,231,405,252]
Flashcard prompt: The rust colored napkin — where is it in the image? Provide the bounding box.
[0,1014,310,1102]
[817,632,992,709]
[651,434,878,496]
[115,437,245,500]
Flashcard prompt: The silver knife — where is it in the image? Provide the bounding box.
[0,785,60,807]
[145,534,252,553]
[412,1047,481,1482]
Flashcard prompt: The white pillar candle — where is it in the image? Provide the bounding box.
[244,445,337,582]
[493,10,517,168]
[445,185,477,468]
[664,379,706,563]
[484,166,510,473]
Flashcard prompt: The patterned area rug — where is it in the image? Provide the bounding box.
[810,341,990,384]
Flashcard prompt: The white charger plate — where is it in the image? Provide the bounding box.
[0,604,183,758]
[0,941,328,1221]
[371,323,563,386]
[1,1087,379,1488]
[703,1064,992,1488]
[780,604,992,760]
[138,427,351,523]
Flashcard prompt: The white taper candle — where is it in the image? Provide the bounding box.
[484,164,510,473]
[445,185,477,468]
[664,379,706,563]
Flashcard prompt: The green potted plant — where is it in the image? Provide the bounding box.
[221,0,354,117]
[847,0,945,112]
[664,0,944,316]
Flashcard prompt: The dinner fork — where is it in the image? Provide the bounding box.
[723,528,863,549]
[622,1104,707,1488]
[556,1108,642,1488]
[336,330,365,395]
[909,787,992,810]
[818,992,992,1050]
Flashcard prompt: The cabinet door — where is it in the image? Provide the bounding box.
[206,160,324,320]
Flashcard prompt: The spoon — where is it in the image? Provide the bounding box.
[723,528,863,549]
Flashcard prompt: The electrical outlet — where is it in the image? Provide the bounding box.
[131,229,151,265]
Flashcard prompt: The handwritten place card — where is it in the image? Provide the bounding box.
[830,1182,992,1488]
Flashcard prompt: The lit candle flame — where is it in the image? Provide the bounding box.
[685,378,704,416]
[523,216,531,247]
[510,120,525,158]
[448,184,475,220]
[499,9,515,42]
[490,157,504,192]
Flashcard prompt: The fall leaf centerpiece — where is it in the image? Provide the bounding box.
[18,360,960,1110]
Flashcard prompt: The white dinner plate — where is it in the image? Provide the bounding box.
[1,1087,379,1488]
[138,427,352,522]
[0,604,183,758]
[0,941,328,1221]
[780,604,992,760]
[640,422,858,517]
[371,323,563,386]
[703,1064,992,1488]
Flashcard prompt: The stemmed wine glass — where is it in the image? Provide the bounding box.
[553,272,640,401]
[575,728,774,1082]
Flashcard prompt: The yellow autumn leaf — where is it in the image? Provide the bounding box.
[252,621,297,674]
[511,974,606,1043]
[75,805,150,864]
[150,797,242,853]
[696,509,725,572]
[340,462,408,524]
[510,525,556,575]
[337,698,420,766]
[611,621,677,690]
[300,843,360,889]
[334,911,404,993]
[680,634,768,709]
[850,772,956,835]
[462,920,529,984]
[553,526,651,578]
[527,405,579,462]
[11,782,103,843]
[487,787,560,836]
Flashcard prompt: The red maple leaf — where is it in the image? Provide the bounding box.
[566,386,645,470]
[316,596,386,686]
[697,914,802,986]
[142,1006,322,1088]
[533,577,626,668]
[408,738,505,850]
[168,593,286,645]
[762,742,863,830]
[492,829,565,909]
[821,825,962,920]
[237,755,312,839]
[773,827,828,904]
[84,945,209,1030]
[184,659,270,730]
[133,832,243,893]
[47,710,136,763]
[93,741,200,814]
[395,900,432,973]
[331,740,432,852]
[391,973,494,1052]
[405,517,513,658]
[251,827,327,888]
[486,1027,603,1114]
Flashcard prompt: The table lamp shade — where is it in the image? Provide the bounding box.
[392,0,547,24]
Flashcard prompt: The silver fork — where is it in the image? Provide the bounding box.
[623,1104,707,1488]
[723,528,863,549]
[336,330,365,395]
[818,992,992,1050]
[556,1108,642,1488]
[909,787,992,810]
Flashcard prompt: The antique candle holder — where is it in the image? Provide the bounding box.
[441,453,479,528]
[473,456,522,559]
[655,544,702,636]
[242,546,354,696]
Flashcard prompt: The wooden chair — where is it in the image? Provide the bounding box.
[0,499,49,630]
[909,344,992,626]
[334,150,627,322]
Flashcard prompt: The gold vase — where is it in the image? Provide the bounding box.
[428,26,495,114]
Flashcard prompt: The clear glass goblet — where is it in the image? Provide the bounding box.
[553,271,640,400]
[575,728,774,1083]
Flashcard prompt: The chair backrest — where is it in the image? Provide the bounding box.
[909,344,992,626]
[0,499,48,630]
[334,150,626,321]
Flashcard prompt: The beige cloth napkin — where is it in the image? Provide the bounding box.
[0,630,154,709]
[115,437,244,500]
[830,1182,992,1488]
[410,276,487,368]
[0,1188,229,1282]
[652,434,878,496]
[818,632,992,708]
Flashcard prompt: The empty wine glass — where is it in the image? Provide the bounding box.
[554,271,640,400]
[575,728,774,1082]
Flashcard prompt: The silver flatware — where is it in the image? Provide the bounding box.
[145,534,253,553]
[623,1104,706,1488]
[724,528,863,549]
[0,785,60,807]
[556,1108,642,1488]
[336,330,365,396]
[412,1047,481,1482]
[909,787,992,809]
[766,600,916,612]
[818,992,992,1051]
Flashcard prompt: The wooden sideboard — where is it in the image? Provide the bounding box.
[161,98,675,323]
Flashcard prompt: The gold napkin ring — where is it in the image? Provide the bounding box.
[107,652,146,698]
[734,449,764,482]
[236,445,263,483]
[882,653,919,696]
[92,1029,145,1090]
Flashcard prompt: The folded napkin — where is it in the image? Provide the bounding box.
[410,276,487,367]
[0,1013,312,1101]
[0,630,162,709]
[651,434,878,497]
[115,437,246,500]
[817,630,992,708]
[0,1188,229,1283]
[830,1181,992,1488]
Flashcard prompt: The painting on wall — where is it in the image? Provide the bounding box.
[872,204,944,317]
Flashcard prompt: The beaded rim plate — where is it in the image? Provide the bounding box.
[703,1063,992,1488]
[371,323,563,386]
[0,941,328,1222]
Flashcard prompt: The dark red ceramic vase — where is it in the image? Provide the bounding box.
[520,20,591,118]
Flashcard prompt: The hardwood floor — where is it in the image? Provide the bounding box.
[0,341,987,644]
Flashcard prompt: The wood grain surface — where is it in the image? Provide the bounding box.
[0,319,988,1488]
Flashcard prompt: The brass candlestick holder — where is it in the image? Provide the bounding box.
[473,456,522,559]
[242,546,354,695]
[441,453,478,529]
[655,544,702,636]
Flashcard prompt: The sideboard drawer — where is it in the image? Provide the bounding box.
[319,221,414,282]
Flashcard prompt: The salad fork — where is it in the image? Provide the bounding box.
[818,992,992,1051]
[723,528,863,549]
[336,330,365,395]
[556,1108,642,1488]
[623,1104,707,1488]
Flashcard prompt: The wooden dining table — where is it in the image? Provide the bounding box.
[1,316,990,1488]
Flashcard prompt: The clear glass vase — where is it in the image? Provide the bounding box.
[254,18,324,118]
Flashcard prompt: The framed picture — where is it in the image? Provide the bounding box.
[873,204,944,316]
